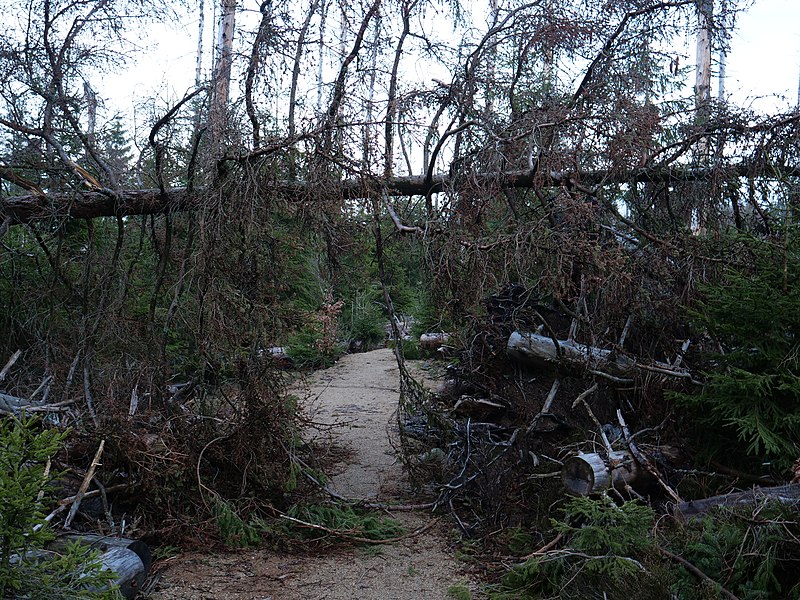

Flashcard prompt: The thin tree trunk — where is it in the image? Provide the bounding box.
[246,3,271,148]
[209,0,236,150]
[362,13,382,169]
[195,0,205,87]
[288,0,321,179]
[694,0,713,139]
[316,0,327,114]
[384,0,412,177]
[320,0,382,156]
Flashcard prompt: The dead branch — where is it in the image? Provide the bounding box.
[673,483,800,520]
[278,512,439,544]
[617,409,682,503]
[658,547,741,600]
[64,440,105,528]
[0,350,21,380]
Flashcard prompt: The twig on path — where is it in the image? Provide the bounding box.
[278,511,440,544]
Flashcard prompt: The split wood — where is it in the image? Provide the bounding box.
[0,350,21,381]
[34,484,128,532]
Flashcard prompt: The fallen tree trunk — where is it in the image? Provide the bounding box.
[507,331,691,381]
[48,534,152,599]
[3,162,797,224]
[673,483,800,520]
[562,451,652,495]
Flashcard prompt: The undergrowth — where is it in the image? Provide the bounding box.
[674,232,800,473]
[0,416,121,599]
[210,497,404,549]
[486,494,800,600]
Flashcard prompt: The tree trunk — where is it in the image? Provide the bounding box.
[508,331,637,377]
[673,483,800,520]
[209,0,237,149]
[507,331,690,381]
[419,332,451,350]
[694,0,713,118]
[4,163,800,225]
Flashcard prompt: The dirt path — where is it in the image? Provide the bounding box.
[149,349,477,600]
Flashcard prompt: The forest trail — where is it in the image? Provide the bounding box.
[149,348,477,600]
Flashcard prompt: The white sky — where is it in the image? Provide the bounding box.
[724,0,800,110]
[100,0,800,121]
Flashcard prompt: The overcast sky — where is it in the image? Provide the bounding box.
[724,0,799,110]
[101,0,800,119]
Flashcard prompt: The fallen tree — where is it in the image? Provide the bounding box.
[2,162,798,225]
[673,483,800,520]
[507,331,691,381]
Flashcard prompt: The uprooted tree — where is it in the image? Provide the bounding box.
[0,0,799,558]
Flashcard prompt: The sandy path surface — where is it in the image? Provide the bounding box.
[149,349,476,600]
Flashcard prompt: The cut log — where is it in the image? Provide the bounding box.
[507,331,690,380]
[48,534,152,599]
[562,451,651,495]
[673,483,800,520]
[419,333,451,350]
[508,332,636,376]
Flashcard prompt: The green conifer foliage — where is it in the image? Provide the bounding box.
[0,416,119,599]
[677,232,800,471]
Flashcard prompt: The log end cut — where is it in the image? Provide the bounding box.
[563,453,611,495]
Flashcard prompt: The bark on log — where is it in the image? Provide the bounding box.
[507,331,690,380]
[508,332,637,377]
[419,333,451,350]
[4,162,798,224]
[562,451,652,495]
[48,534,152,599]
[673,483,800,520]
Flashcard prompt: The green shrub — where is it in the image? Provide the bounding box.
[487,494,800,600]
[674,233,800,471]
[552,495,655,576]
[670,502,800,600]
[286,322,338,369]
[488,497,658,599]
[212,497,264,548]
[447,583,473,600]
[0,416,120,599]
[342,289,386,350]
